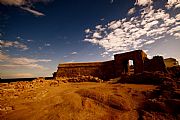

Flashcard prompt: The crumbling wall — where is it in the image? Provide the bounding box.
[54,50,168,80]
[144,56,167,73]
[100,60,116,79]
[55,61,115,80]
[56,62,102,78]
[164,58,179,67]
[114,50,147,75]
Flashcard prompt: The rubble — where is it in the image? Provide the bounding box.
[55,75,103,83]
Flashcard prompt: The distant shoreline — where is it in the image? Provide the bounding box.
[0,77,53,83]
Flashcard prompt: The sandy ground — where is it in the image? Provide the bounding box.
[0,81,161,120]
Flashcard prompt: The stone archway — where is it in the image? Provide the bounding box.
[114,50,147,76]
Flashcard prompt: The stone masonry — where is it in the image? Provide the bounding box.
[54,50,167,80]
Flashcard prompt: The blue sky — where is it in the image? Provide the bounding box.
[0,0,180,78]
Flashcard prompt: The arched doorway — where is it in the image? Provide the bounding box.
[129,60,134,74]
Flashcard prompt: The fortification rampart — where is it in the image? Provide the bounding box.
[55,61,115,80]
[54,50,167,80]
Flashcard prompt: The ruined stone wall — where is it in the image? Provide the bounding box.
[164,58,179,67]
[55,60,115,80]
[100,60,116,79]
[54,50,168,80]
[114,50,147,75]
[144,56,167,73]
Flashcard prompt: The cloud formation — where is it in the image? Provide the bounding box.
[0,40,28,50]
[84,0,180,55]
[135,0,152,6]
[71,52,78,55]
[0,0,51,16]
[20,7,45,16]
[0,0,24,6]
[44,43,51,47]
[128,7,136,15]
[0,51,8,62]
[0,73,34,78]
[0,51,51,69]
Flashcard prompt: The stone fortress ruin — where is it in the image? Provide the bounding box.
[53,50,168,80]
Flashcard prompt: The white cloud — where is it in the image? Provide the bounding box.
[145,40,155,45]
[84,1,180,55]
[108,20,122,29]
[12,73,33,78]
[0,0,48,16]
[0,64,46,70]
[0,73,34,78]
[10,57,51,65]
[45,43,51,46]
[175,14,180,20]
[27,39,33,42]
[167,26,180,35]
[71,52,78,54]
[174,33,180,38]
[128,7,136,15]
[101,51,109,57]
[93,32,102,38]
[85,29,91,33]
[20,7,45,16]
[144,20,159,30]
[167,0,179,5]
[0,51,9,62]
[135,0,153,6]
[0,51,51,70]
[175,3,180,8]
[96,25,102,29]
[0,0,24,6]
[100,18,105,21]
[95,25,105,31]
[166,0,180,8]
[16,36,21,40]
[38,46,43,50]
[0,40,28,50]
